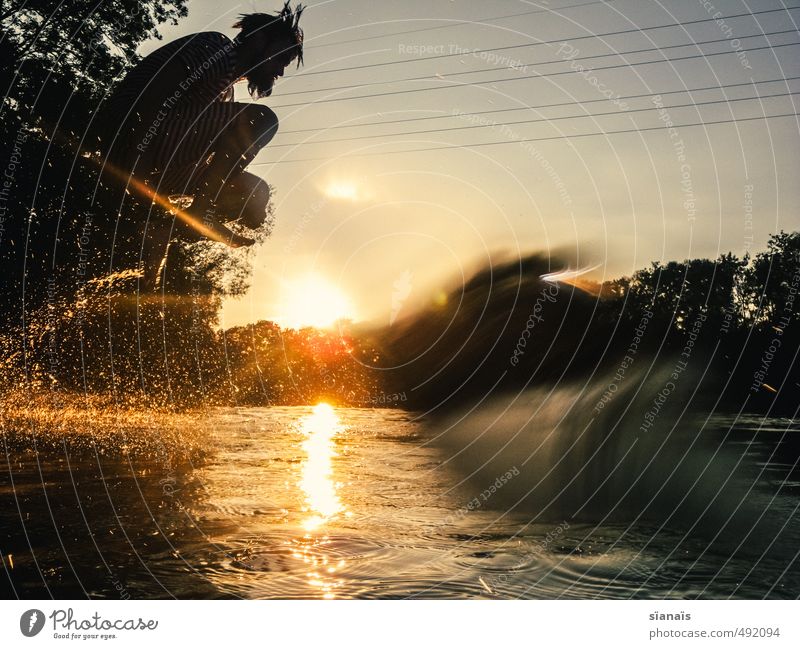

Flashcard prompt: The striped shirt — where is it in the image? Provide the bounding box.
[101,32,244,191]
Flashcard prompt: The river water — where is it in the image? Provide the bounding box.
[1,405,798,598]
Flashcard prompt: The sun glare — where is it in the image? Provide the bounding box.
[278,275,354,329]
[325,181,357,200]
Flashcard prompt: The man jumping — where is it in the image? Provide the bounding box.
[97,2,304,282]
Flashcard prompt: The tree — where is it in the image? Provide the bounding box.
[0,1,267,405]
[742,231,800,326]
[1,0,191,311]
[2,0,187,138]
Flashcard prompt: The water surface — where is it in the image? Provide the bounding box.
[1,406,798,598]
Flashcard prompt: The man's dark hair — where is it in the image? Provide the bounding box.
[234,2,305,67]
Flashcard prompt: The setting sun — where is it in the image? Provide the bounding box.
[277,275,355,329]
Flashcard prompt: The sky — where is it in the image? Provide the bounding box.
[140,0,800,328]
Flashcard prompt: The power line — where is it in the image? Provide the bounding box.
[270,41,800,109]
[253,112,800,165]
[296,6,800,77]
[276,29,799,99]
[278,76,800,134]
[308,0,618,50]
[269,91,799,147]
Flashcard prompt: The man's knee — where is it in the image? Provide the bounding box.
[244,105,278,144]
[230,172,270,201]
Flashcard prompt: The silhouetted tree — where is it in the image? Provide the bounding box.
[0,1,270,406]
[2,0,187,138]
[741,231,800,325]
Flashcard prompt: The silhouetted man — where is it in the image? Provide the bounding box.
[98,2,304,282]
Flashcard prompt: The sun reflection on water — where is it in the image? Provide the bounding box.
[295,403,348,598]
[299,403,344,531]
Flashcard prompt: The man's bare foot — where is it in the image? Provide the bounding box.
[207,216,255,247]
[179,199,256,247]
[228,231,256,248]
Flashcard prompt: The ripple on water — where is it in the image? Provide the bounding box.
[8,407,797,598]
